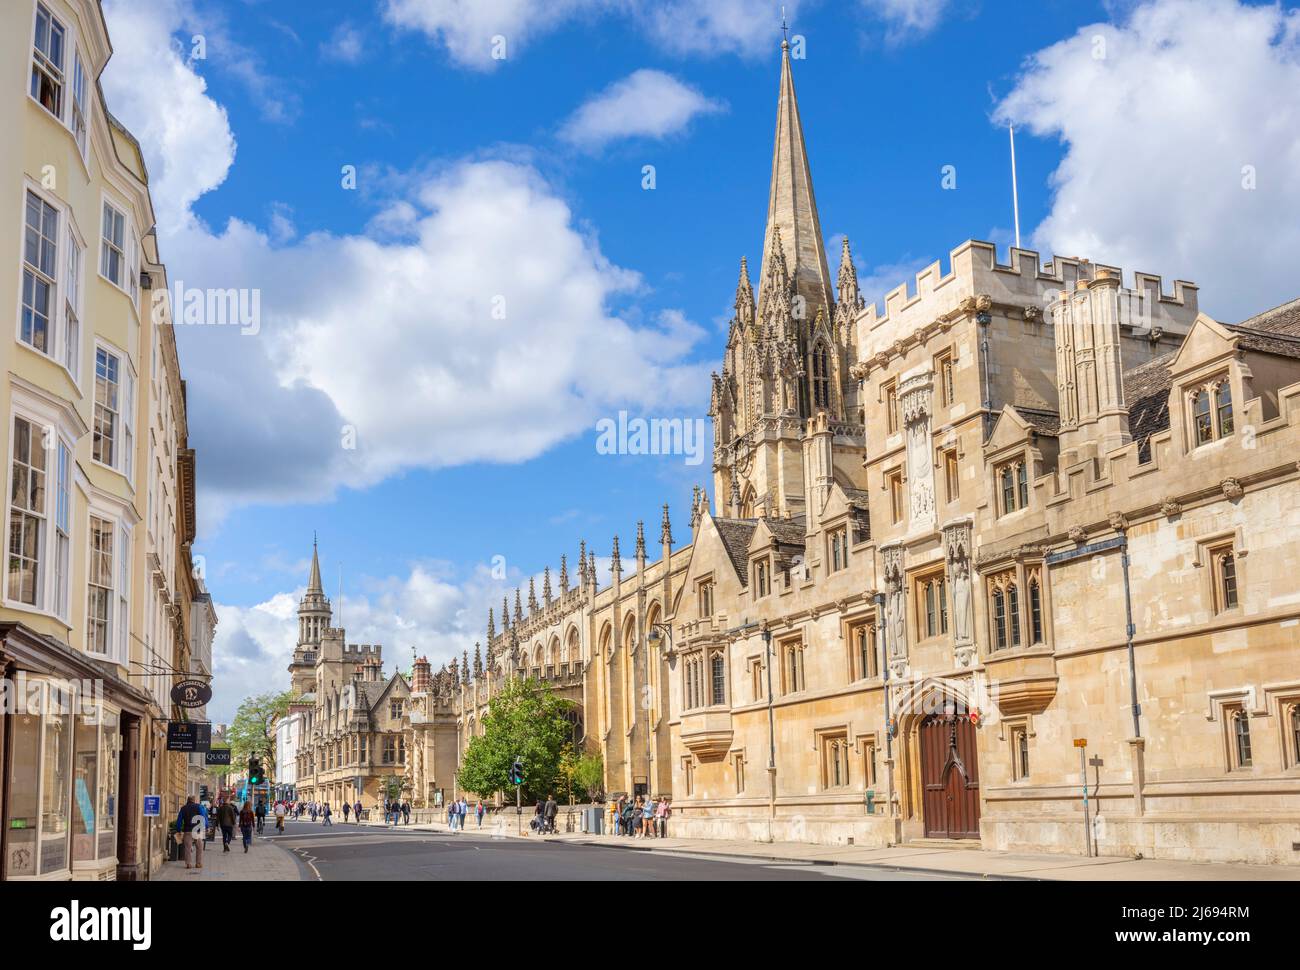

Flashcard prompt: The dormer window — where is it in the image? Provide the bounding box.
[997,459,1029,516]
[828,527,848,572]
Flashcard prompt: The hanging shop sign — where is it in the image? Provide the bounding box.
[170,679,213,709]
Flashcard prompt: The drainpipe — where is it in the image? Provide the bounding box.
[761,627,777,836]
[977,309,993,439]
[1118,530,1143,739]
[874,593,898,845]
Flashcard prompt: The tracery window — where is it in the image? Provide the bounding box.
[811,341,831,410]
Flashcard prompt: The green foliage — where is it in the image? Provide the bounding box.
[557,746,604,804]
[380,776,403,803]
[228,691,293,773]
[457,678,575,801]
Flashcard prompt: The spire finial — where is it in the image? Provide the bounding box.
[782,7,791,48]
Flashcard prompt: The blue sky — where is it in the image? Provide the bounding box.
[97,0,1300,721]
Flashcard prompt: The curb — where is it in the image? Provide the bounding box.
[551,837,1040,880]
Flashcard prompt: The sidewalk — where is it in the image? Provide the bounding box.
[153,834,303,882]
[407,817,1298,881]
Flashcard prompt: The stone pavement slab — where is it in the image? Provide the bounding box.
[152,834,303,882]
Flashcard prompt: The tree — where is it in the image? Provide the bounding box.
[571,750,605,803]
[457,678,575,802]
[229,691,293,774]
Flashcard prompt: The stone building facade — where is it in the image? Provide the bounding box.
[297,36,1299,865]
[288,543,411,808]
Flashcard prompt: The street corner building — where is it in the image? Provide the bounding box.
[375,36,1298,866]
[0,0,212,880]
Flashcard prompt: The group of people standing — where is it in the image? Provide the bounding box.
[608,794,671,838]
[384,799,412,825]
[446,797,485,830]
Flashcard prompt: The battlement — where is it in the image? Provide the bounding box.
[857,240,1200,358]
[342,643,382,660]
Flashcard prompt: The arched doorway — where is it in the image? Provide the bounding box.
[919,704,981,839]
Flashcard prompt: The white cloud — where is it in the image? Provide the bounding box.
[559,69,725,150]
[322,23,366,63]
[857,0,952,41]
[382,0,812,68]
[99,0,236,233]
[102,0,710,528]
[995,0,1300,320]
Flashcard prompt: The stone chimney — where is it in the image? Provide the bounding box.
[412,655,432,693]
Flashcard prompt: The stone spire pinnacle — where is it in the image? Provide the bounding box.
[758,37,832,320]
[307,534,323,594]
[527,577,538,613]
[611,536,622,576]
[543,566,553,605]
[487,608,496,643]
[514,588,523,624]
[735,256,755,325]
[660,503,673,547]
[474,642,483,677]
[635,521,646,563]
[559,554,569,593]
[837,235,861,308]
[501,596,510,631]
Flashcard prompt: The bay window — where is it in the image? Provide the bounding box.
[100,201,126,288]
[21,190,58,355]
[31,3,66,119]
[8,416,47,606]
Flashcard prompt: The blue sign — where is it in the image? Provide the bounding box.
[143,795,162,818]
[75,779,95,834]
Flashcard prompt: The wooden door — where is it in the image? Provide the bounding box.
[920,710,981,839]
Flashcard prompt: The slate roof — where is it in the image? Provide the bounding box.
[1124,352,1177,463]
[714,518,759,586]
[1017,407,1061,436]
[842,486,873,544]
[1228,296,1300,360]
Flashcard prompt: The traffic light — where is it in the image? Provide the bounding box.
[509,758,524,786]
[248,757,264,785]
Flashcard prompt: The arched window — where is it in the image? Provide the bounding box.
[1008,584,1022,648]
[1291,705,1300,768]
[1232,709,1252,768]
[811,341,831,410]
[710,652,726,706]
[1215,382,1234,438]
[1017,730,1030,778]
[1029,579,1044,644]
[993,589,1008,651]
[1193,390,1213,445]
[1219,552,1238,610]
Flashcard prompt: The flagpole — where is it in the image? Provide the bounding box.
[1009,124,1022,251]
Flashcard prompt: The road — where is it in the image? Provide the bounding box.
[263,820,984,881]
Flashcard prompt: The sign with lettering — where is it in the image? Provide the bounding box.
[205,748,232,766]
[166,721,211,752]
[170,679,213,709]
[143,795,161,817]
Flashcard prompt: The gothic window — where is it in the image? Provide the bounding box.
[783,640,805,694]
[992,588,1008,651]
[1230,708,1252,769]
[1000,465,1015,515]
[1192,390,1212,445]
[1012,727,1030,780]
[1211,544,1239,613]
[1018,462,1030,509]
[888,469,905,524]
[682,757,694,796]
[883,380,899,434]
[710,651,726,706]
[935,351,955,407]
[863,740,878,788]
[916,574,948,640]
[944,449,960,504]
[829,527,848,572]
[698,580,714,618]
[734,754,746,794]
[998,460,1029,516]
[1290,705,1300,769]
[1008,584,1022,648]
[850,621,877,681]
[383,736,396,764]
[812,340,831,410]
[1029,576,1044,644]
[1215,382,1234,438]
[821,734,850,789]
[750,658,764,701]
[754,557,770,597]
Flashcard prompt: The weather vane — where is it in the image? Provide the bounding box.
[781,6,790,44]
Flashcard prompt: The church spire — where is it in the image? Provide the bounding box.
[307,534,323,594]
[758,34,832,321]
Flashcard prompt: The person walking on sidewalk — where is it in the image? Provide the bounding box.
[476,800,485,828]
[544,794,558,835]
[322,802,333,826]
[342,801,350,823]
[177,796,205,869]
[402,801,411,826]
[217,798,238,852]
[355,799,363,823]
[239,802,255,852]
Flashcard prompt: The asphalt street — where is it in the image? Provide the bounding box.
[262,820,984,881]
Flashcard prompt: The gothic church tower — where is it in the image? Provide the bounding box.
[288,537,331,696]
[711,36,864,520]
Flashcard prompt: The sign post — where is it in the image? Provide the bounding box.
[1074,738,1091,857]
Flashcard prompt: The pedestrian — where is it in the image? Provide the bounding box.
[658,796,671,838]
[274,800,287,833]
[354,799,363,823]
[446,799,455,831]
[217,797,238,852]
[476,800,485,828]
[641,795,655,838]
[310,803,317,822]
[342,801,350,822]
[322,802,333,826]
[544,793,558,835]
[402,801,411,825]
[176,795,205,869]
[607,798,618,836]
[239,801,255,852]
[255,799,267,833]
[623,798,636,837]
